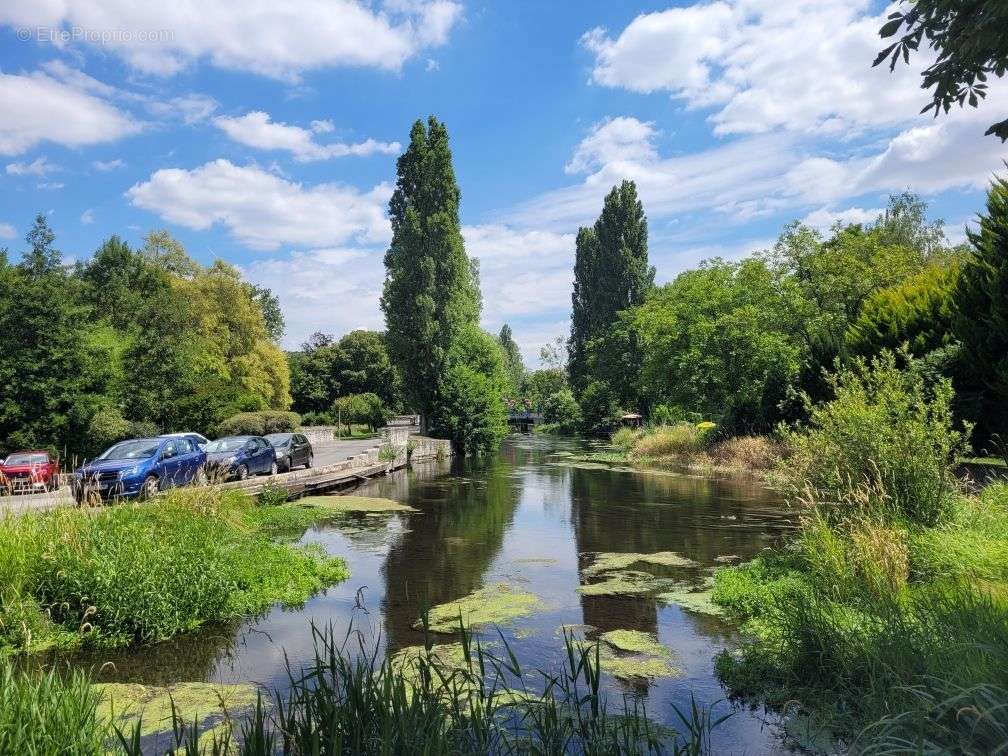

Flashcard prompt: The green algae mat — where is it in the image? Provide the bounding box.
[95,681,260,746]
[414,583,543,633]
[297,495,417,513]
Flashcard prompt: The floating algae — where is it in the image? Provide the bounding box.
[95,682,260,741]
[414,583,543,634]
[575,634,679,681]
[297,495,417,513]
[577,572,676,597]
[600,629,669,657]
[582,551,697,576]
[657,584,725,616]
[714,554,741,563]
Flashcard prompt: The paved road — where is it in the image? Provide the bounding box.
[0,437,380,515]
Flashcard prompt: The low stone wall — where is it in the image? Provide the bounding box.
[299,426,336,445]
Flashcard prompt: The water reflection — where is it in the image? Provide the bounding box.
[54,435,797,752]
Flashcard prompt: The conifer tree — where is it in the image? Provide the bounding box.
[954,173,1008,437]
[381,117,480,421]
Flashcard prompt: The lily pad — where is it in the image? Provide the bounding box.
[298,495,417,513]
[415,583,543,634]
[582,551,696,576]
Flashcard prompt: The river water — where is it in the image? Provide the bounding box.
[73,435,799,753]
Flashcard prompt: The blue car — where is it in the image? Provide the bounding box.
[73,436,207,503]
[204,436,277,481]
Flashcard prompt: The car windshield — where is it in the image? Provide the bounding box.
[99,440,161,460]
[4,453,48,465]
[206,437,249,452]
[266,433,292,446]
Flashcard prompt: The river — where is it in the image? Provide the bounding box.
[67,434,799,753]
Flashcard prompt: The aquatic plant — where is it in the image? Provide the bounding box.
[416,583,543,634]
[0,488,350,653]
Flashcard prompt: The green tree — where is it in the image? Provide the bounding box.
[246,284,285,342]
[875,1,1008,140]
[0,222,93,452]
[332,330,400,409]
[497,324,525,393]
[633,258,803,433]
[289,333,342,415]
[524,368,566,413]
[542,388,581,431]
[428,325,508,453]
[381,116,480,421]
[954,173,1008,438]
[568,226,598,394]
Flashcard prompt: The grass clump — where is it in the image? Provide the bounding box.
[632,423,709,457]
[0,488,349,653]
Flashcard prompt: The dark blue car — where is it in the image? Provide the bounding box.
[72,436,207,503]
[204,436,277,481]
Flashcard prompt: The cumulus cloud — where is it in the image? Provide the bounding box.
[6,156,59,176]
[126,159,392,250]
[1,1,463,79]
[582,0,929,135]
[801,206,884,232]
[213,111,400,162]
[0,69,139,155]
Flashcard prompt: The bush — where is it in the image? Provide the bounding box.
[0,488,347,651]
[542,388,581,431]
[578,381,618,435]
[783,350,969,526]
[631,423,708,457]
[216,410,300,438]
[429,362,507,454]
[87,407,161,455]
[300,410,333,426]
[611,426,642,452]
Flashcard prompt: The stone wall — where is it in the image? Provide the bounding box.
[299,426,336,445]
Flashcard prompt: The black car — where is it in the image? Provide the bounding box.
[265,433,313,472]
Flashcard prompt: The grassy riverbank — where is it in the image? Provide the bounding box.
[2,625,725,755]
[708,354,1008,751]
[0,488,349,654]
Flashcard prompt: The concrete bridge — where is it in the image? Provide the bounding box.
[506,412,542,432]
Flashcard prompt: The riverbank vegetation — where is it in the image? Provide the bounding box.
[0,488,349,655]
[3,623,725,755]
[708,351,1008,751]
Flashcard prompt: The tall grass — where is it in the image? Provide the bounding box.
[0,663,109,755]
[119,622,729,755]
[0,488,348,653]
[631,424,709,457]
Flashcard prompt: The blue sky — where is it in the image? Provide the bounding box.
[1,1,1006,363]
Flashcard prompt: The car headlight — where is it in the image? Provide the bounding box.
[225,455,238,465]
[119,465,142,479]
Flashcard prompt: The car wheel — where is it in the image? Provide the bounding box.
[237,464,249,481]
[194,466,208,486]
[306,453,313,469]
[285,455,293,472]
[140,476,158,501]
[270,461,278,476]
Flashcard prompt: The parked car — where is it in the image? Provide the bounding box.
[265,433,314,472]
[162,432,209,450]
[0,450,60,494]
[204,436,277,481]
[72,436,207,503]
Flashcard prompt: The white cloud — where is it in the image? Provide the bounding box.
[37,181,65,190]
[2,1,463,79]
[80,208,95,224]
[6,156,59,176]
[93,159,125,171]
[801,206,884,231]
[241,247,383,349]
[213,111,400,162]
[310,119,335,134]
[0,69,139,155]
[0,222,15,239]
[565,117,657,175]
[126,159,392,250]
[146,93,219,124]
[582,0,930,135]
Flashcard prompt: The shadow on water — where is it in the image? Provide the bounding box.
[52,435,799,753]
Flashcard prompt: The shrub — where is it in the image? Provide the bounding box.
[0,488,347,651]
[300,410,333,426]
[610,426,641,451]
[216,410,300,438]
[429,362,507,454]
[707,436,784,470]
[632,423,708,457]
[783,350,969,526]
[541,388,581,431]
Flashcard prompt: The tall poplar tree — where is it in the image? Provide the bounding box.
[381,116,480,421]
[567,180,653,405]
[497,324,525,394]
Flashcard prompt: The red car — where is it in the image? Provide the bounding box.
[0,450,61,494]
